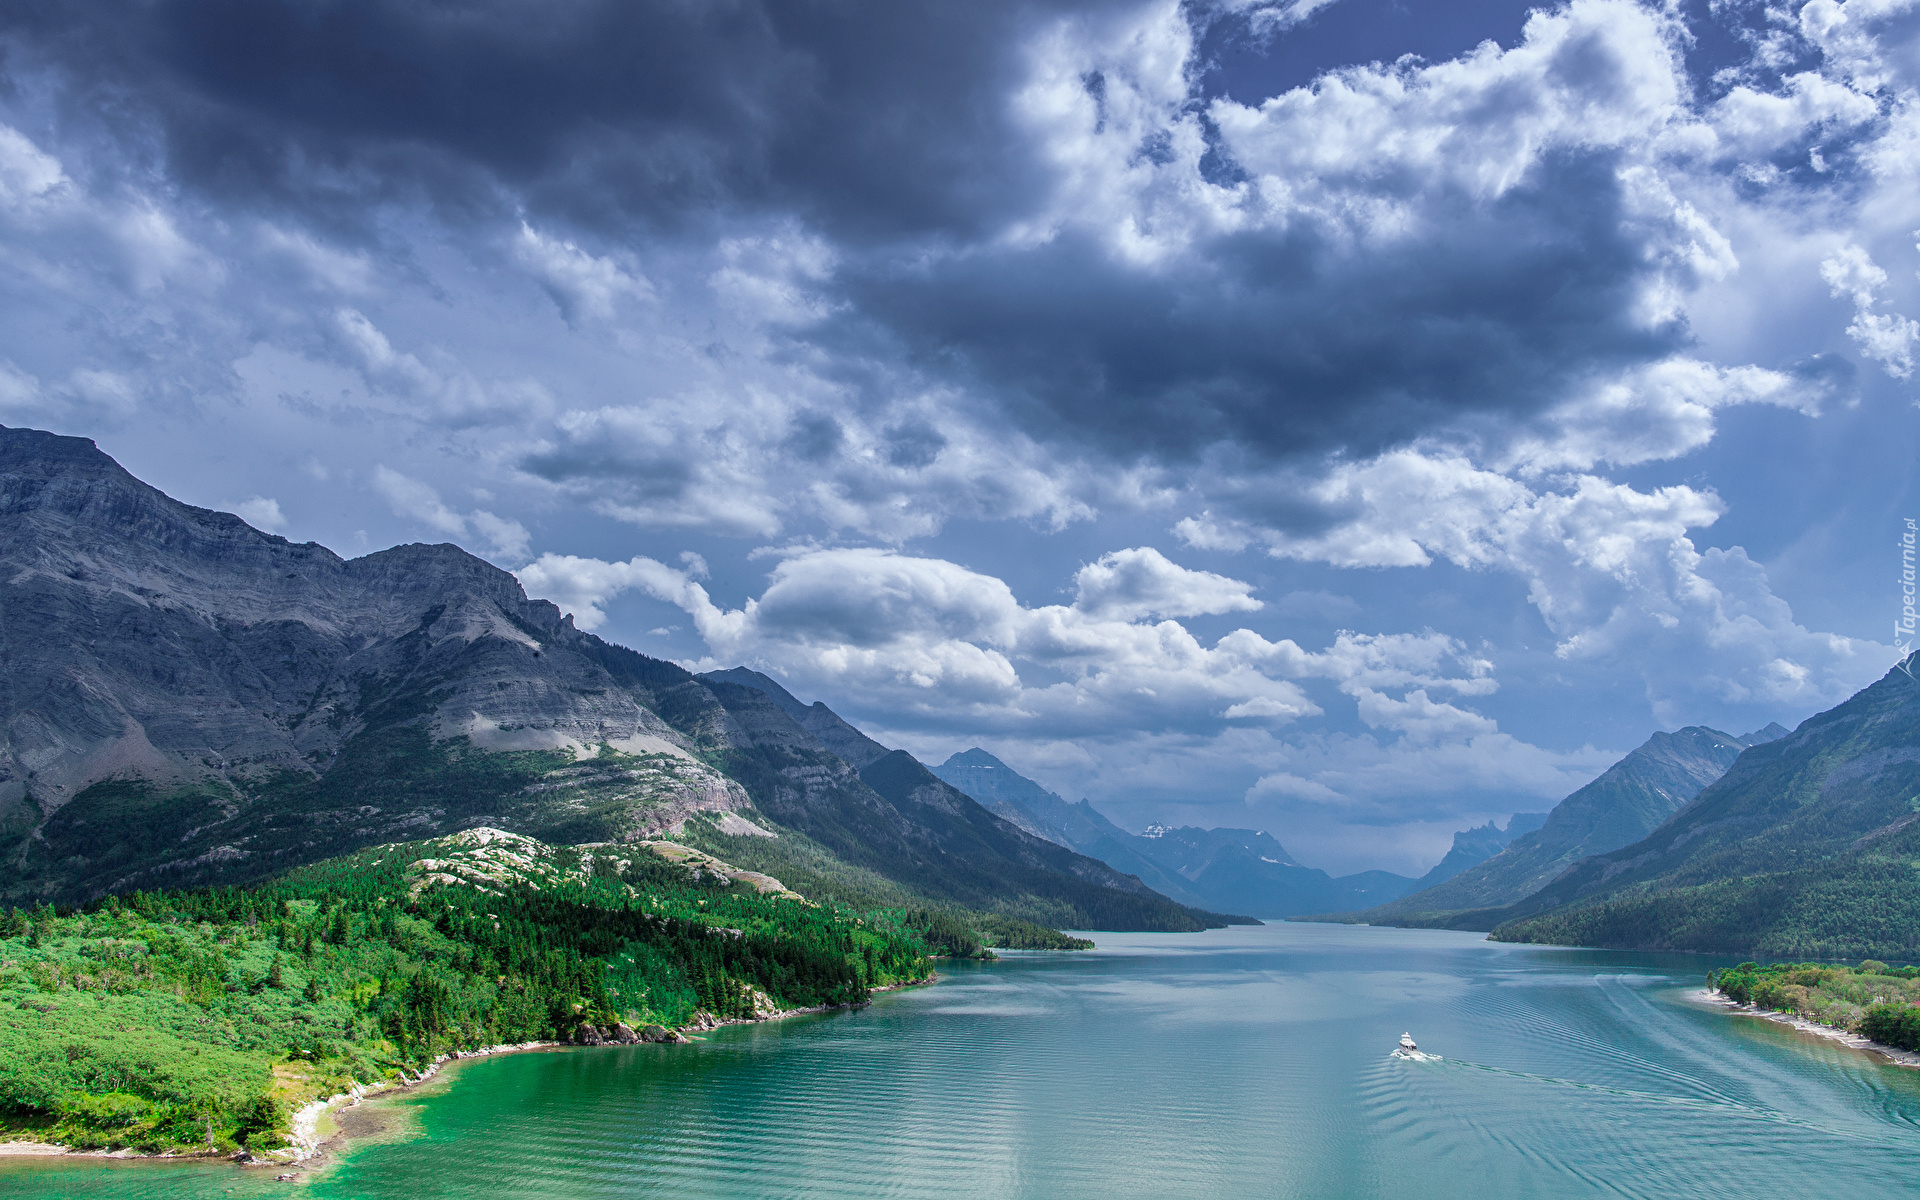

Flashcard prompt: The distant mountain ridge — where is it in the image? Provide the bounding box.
[930,749,1418,917]
[1322,723,1784,930]
[0,425,1223,933]
[1408,812,1550,892]
[1492,672,1920,958]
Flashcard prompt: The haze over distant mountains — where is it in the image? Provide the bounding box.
[1408,813,1549,893]
[930,749,1423,917]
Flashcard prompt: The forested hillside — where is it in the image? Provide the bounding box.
[0,829,947,1155]
[1494,668,1920,959]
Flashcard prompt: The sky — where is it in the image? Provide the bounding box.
[1,0,1917,875]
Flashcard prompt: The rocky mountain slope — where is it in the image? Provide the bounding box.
[699,667,892,769]
[1407,812,1549,891]
[1492,670,1920,959]
[930,748,1415,917]
[0,426,1219,931]
[1326,724,1782,929]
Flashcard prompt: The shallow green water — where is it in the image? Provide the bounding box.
[7,922,1920,1199]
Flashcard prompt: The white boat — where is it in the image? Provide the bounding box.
[1398,1032,1417,1052]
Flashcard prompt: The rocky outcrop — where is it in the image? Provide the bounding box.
[398,827,801,901]
[571,1022,687,1045]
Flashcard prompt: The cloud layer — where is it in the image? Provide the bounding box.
[0,0,1915,871]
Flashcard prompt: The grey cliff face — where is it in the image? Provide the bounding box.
[699,668,894,769]
[0,426,748,897]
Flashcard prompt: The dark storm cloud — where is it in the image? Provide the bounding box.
[0,0,1087,240]
[0,0,1757,486]
[814,150,1682,468]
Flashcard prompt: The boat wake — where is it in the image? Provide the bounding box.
[1383,1049,1917,1150]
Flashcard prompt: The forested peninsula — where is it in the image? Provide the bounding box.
[0,829,1059,1159]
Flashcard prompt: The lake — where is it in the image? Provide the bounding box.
[7,922,1920,1198]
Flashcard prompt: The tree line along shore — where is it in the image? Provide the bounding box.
[1709,960,1920,1052]
[0,830,1077,1158]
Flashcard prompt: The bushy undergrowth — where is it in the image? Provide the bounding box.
[1709,960,1920,1050]
[0,840,935,1155]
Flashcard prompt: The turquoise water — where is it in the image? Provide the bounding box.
[7,922,1920,1198]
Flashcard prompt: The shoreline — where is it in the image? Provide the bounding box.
[0,974,937,1172]
[1692,988,1920,1069]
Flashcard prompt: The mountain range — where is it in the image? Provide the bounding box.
[0,426,1234,934]
[1328,723,1788,929]
[929,748,1426,917]
[1405,812,1549,892]
[11,422,1920,960]
[1291,671,1920,961]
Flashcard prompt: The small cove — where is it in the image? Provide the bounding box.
[7,922,1920,1199]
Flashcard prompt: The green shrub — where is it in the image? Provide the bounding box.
[1861,1003,1920,1051]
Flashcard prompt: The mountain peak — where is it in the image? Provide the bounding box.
[1347,722,1760,926]
[701,666,813,720]
[1495,669,1920,956]
[0,424,115,470]
[697,666,893,769]
[942,747,1012,770]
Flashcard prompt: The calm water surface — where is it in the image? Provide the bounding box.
[7,922,1920,1199]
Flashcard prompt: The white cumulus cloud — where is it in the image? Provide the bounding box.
[372,466,530,562]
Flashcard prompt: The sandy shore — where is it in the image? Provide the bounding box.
[0,974,937,1171]
[1693,988,1920,1069]
[0,1141,227,1161]
[281,1037,566,1165]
